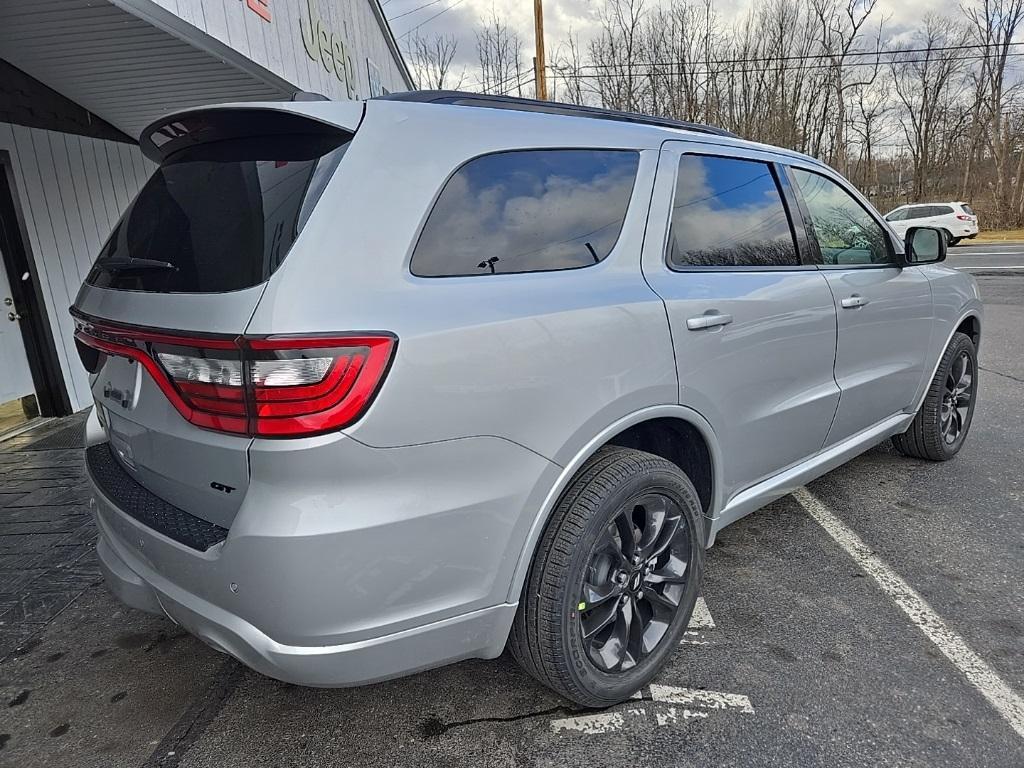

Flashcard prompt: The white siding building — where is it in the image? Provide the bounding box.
[0,0,412,427]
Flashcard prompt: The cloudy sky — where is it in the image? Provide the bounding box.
[382,0,960,86]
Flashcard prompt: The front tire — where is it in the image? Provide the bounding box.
[509,446,704,707]
[893,332,977,461]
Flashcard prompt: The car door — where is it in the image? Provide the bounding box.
[786,165,934,446]
[641,143,841,501]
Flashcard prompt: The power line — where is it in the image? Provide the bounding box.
[398,0,467,38]
[558,40,1024,71]
[388,0,444,22]
[549,51,1024,80]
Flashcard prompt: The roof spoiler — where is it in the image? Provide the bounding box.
[138,105,358,163]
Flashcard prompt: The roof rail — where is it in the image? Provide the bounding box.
[375,90,737,138]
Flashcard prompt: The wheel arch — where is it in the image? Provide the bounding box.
[911,308,982,413]
[506,405,723,603]
[956,314,981,350]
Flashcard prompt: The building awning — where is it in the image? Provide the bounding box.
[0,0,295,140]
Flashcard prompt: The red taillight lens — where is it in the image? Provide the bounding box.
[152,346,249,433]
[73,315,396,438]
[248,336,395,437]
[956,214,973,221]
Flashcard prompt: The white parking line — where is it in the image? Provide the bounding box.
[689,597,716,629]
[793,486,1024,741]
[681,596,717,646]
[550,685,754,734]
[649,684,754,713]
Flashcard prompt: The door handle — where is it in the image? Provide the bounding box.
[686,312,733,331]
[8,311,22,322]
[840,295,869,309]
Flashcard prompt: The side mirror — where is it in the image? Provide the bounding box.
[904,227,946,265]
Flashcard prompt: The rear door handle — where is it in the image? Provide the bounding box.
[686,312,733,331]
[840,295,869,309]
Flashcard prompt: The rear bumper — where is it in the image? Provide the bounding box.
[94,526,516,686]
[85,411,557,686]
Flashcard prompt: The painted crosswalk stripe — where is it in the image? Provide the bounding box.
[793,486,1024,741]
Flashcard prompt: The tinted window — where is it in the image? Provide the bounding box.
[668,155,798,268]
[885,208,908,222]
[934,205,954,216]
[87,133,350,293]
[411,149,639,277]
[792,168,892,265]
[961,203,976,215]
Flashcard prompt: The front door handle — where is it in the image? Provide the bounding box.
[840,294,869,309]
[686,312,734,331]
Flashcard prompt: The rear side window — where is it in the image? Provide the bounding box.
[410,149,639,277]
[87,132,351,293]
[668,155,798,268]
[934,205,954,216]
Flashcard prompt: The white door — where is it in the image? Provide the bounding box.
[0,252,34,404]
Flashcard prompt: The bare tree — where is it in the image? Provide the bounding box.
[476,10,525,96]
[408,33,466,91]
[891,15,972,200]
[467,0,1024,227]
[965,0,1024,223]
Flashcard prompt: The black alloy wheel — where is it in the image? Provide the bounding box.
[579,493,691,672]
[508,446,704,707]
[893,331,978,461]
[940,349,973,445]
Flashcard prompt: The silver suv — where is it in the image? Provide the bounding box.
[73,92,982,707]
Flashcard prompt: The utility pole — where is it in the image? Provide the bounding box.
[533,0,547,100]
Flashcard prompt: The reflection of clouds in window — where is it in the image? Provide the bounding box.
[792,169,889,265]
[411,150,639,276]
[670,156,797,268]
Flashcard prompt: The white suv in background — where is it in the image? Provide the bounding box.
[885,202,979,246]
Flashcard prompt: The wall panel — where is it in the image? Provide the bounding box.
[0,123,153,411]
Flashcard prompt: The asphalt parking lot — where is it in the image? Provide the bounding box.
[1,243,1022,768]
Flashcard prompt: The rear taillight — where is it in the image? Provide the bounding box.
[247,336,394,437]
[956,214,974,221]
[72,314,396,438]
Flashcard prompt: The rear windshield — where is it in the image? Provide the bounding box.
[961,203,976,215]
[87,133,351,293]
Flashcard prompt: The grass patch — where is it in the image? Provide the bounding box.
[972,229,1024,242]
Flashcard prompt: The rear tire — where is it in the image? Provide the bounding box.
[949,237,962,247]
[508,446,704,707]
[892,332,977,461]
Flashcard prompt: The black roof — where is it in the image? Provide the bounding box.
[376,91,736,138]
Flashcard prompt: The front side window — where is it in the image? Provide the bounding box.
[791,168,893,266]
[410,149,639,277]
[885,208,908,222]
[668,155,798,268]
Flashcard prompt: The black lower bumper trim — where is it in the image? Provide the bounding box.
[86,443,229,552]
